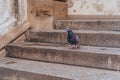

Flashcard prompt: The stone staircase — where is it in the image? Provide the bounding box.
[1,20,120,80]
[54,20,120,31]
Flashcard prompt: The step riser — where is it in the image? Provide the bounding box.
[1,58,120,80]
[26,31,120,48]
[0,67,70,80]
[6,45,120,70]
[54,20,120,30]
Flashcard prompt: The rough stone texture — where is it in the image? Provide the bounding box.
[0,58,70,80]
[0,33,26,58]
[53,1,68,20]
[54,20,120,30]
[0,49,6,58]
[0,57,120,80]
[6,42,120,70]
[27,0,67,31]
[27,0,54,31]
[26,30,120,48]
[0,68,69,80]
[68,15,120,20]
[0,21,30,50]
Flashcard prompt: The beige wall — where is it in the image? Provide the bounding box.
[0,0,27,36]
[0,0,16,35]
[17,0,27,25]
[68,0,120,15]
[27,0,68,31]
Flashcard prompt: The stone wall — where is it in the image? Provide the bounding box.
[0,0,120,35]
[68,0,120,15]
[0,0,16,35]
[0,0,27,36]
[28,0,67,31]
[17,0,27,25]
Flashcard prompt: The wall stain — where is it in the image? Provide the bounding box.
[68,0,120,15]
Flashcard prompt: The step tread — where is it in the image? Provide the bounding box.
[56,20,120,21]
[0,57,120,80]
[8,42,120,55]
[6,42,120,70]
[31,30,120,34]
[26,30,120,48]
[54,20,120,31]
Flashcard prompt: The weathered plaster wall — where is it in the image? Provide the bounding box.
[17,0,27,25]
[0,0,16,35]
[0,0,120,35]
[68,0,120,15]
[0,0,27,36]
[28,0,67,31]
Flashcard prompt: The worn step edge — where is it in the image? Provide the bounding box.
[6,42,120,70]
[0,57,120,80]
[25,30,120,48]
[56,20,120,21]
[54,20,120,30]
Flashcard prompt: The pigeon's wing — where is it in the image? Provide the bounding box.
[71,34,76,41]
[76,35,79,41]
[71,34,79,41]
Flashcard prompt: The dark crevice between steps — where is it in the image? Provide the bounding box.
[54,0,67,2]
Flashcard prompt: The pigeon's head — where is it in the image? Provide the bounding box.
[66,28,71,32]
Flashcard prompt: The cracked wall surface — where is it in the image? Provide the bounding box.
[68,0,120,15]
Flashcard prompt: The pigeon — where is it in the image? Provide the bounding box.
[66,28,79,49]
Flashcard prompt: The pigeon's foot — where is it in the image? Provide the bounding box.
[75,45,80,49]
[68,45,75,49]
[68,45,80,49]
[69,45,72,47]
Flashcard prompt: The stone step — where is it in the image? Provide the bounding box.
[54,20,120,30]
[68,15,120,20]
[6,42,120,70]
[0,57,120,80]
[26,30,120,48]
